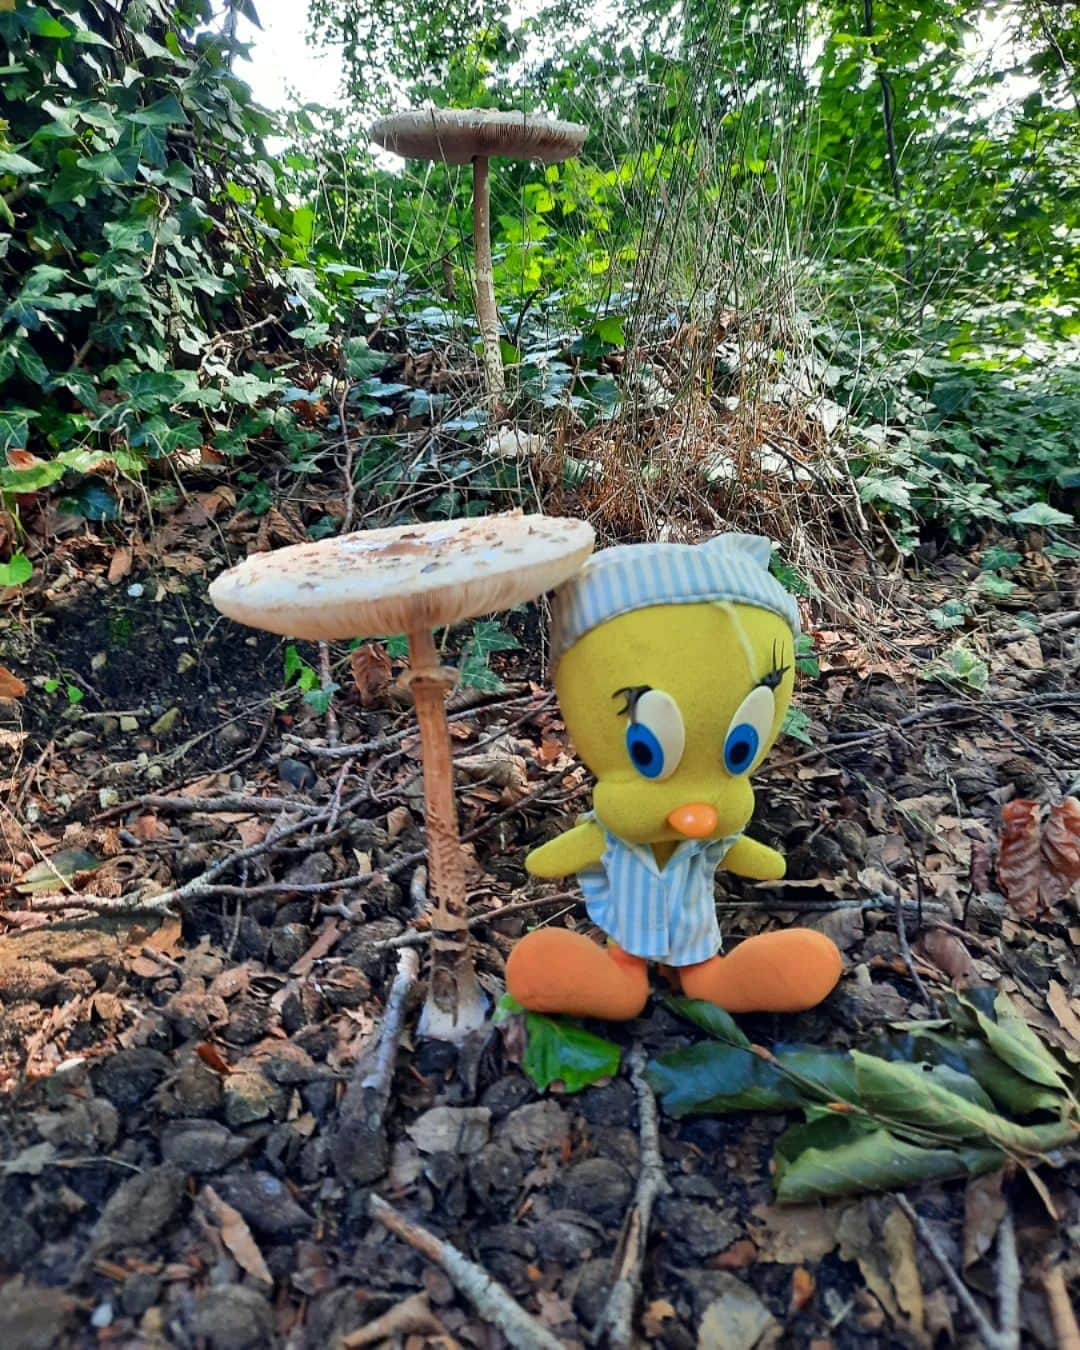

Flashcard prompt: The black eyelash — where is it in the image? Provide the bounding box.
[758,640,790,691]
[613,685,652,717]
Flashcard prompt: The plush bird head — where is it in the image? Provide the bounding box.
[550,535,799,846]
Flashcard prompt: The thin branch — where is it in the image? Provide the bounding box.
[592,1045,669,1348]
[369,1194,563,1350]
[332,947,419,1185]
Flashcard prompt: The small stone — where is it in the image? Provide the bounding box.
[697,1273,779,1350]
[119,715,139,732]
[146,764,164,783]
[215,1169,313,1236]
[480,1074,535,1119]
[531,1209,605,1263]
[225,996,274,1044]
[278,757,316,791]
[269,923,309,969]
[658,1198,742,1260]
[192,1286,274,1350]
[567,1258,612,1325]
[406,1106,491,1156]
[0,1279,78,1350]
[163,985,227,1040]
[160,1120,248,1174]
[178,651,197,676]
[91,1164,187,1254]
[553,1157,633,1224]
[150,707,179,736]
[98,786,121,809]
[93,1047,171,1110]
[467,1143,525,1208]
[223,1069,285,1126]
[254,1041,328,1085]
[578,1078,635,1125]
[0,959,61,1005]
[0,1215,41,1270]
[121,1272,161,1319]
[317,965,371,1009]
[36,1098,119,1151]
[499,1100,569,1152]
[157,1059,224,1118]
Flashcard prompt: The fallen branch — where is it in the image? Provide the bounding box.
[333,947,419,1184]
[592,1045,669,1349]
[896,1195,1018,1350]
[330,892,579,944]
[121,793,306,815]
[369,1193,564,1350]
[998,611,1080,645]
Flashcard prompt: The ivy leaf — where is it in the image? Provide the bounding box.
[0,150,43,175]
[781,707,814,745]
[18,7,72,38]
[1009,502,1074,528]
[0,552,32,587]
[495,997,621,1093]
[128,95,188,128]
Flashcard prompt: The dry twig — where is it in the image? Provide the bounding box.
[369,1193,563,1350]
[332,947,419,1184]
[592,1044,669,1348]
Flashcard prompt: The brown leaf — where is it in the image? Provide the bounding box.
[350,642,392,707]
[1046,981,1080,1049]
[963,1169,1006,1268]
[341,1293,453,1348]
[789,1267,815,1314]
[386,805,412,839]
[0,666,26,698]
[916,929,978,986]
[882,1205,924,1339]
[1043,798,1080,884]
[106,547,133,584]
[144,918,183,954]
[201,1185,272,1285]
[195,1042,232,1075]
[998,800,1043,917]
[642,1300,677,1338]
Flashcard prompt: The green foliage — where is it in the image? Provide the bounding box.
[458,618,521,693]
[647,993,1077,1203]
[494,995,622,1093]
[923,642,990,693]
[0,551,32,586]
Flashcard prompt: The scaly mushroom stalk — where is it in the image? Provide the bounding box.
[405,627,486,1036]
[207,514,595,1043]
[470,155,504,406]
[369,109,588,410]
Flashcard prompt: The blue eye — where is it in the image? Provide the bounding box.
[627,723,666,778]
[723,724,760,774]
[722,686,777,776]
[622,689,685,781]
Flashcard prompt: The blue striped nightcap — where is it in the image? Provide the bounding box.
[550,532,801,667]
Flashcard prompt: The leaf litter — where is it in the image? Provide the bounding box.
[1,479,1078,1346]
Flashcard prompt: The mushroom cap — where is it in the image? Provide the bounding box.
[370,108,588,166]
[208,514,595,641]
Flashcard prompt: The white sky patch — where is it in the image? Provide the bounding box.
[234,0,346,111]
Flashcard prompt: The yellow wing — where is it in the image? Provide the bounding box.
[525,820,606,878]
[722,835,786,881]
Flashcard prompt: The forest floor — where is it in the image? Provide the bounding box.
[0,449,1078,1350]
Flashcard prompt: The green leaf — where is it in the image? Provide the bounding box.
[981,546,1022,572]
[495,997,621,1093]
[1008,503,1074,528]
[0,552,32,587]
[781,707,814,746]
[961,992,1070,1094]
[851,1051,1060,1153]
[774,1123,1006,1204]
[668,997,751,1048]
[0,150,43,175]
[16,847,99,894]
[128,95,187,128]
[19,8,72,38]
[646,1040,804,1116]
[0,409,32,454]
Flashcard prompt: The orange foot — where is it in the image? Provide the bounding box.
[679,929,842,1013]
[506,928,649,1020]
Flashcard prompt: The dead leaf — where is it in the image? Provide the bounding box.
[201,1185,272,1285]
[342,1293,454,1348]
[789,1267,815,1314]
[749,1203,839,1264]
[107,547,133,584]
[195,1042,232,1075]
[1046,981,1080,1049]
[963,1169,1006,1268]
[144,918,183,954]
[998,799,1043,917]
[1043,798,1080,886]
[0,666,26,698]
[882,1205,924,1340]
[642,1299,677,1338]
[916,928,978,986]
[386,805,412,839]
[406,1106,491,1155]
[351,643,392,707]
[536,1290,575,1327]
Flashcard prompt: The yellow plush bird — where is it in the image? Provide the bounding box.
[506,533,842,1020]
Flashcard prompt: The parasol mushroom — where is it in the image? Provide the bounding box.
[370,108,588,405]
[208,514,594,1040]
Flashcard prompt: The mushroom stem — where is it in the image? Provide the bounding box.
[406,627,486,1039]
[471,155,506,407]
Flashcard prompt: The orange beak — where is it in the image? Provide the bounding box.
[666,803,719,838]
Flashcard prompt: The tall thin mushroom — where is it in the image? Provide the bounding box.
[209,514,594,1040]
[370,109,588,406]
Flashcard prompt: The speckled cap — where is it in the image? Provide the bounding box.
[370,108,588,165]
[208,514,595,641]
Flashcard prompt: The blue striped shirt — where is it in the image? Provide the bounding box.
[578,819,740,966]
